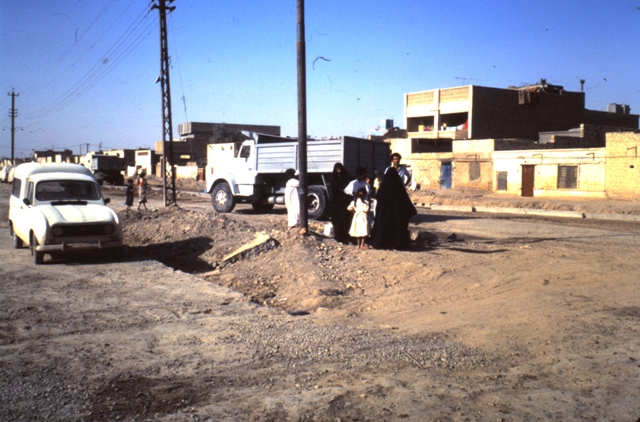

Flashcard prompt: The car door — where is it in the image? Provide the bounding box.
[10,178,30,242]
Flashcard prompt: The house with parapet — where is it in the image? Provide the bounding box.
[388,80,639,199]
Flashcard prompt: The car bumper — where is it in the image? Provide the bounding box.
[36,240,123,252]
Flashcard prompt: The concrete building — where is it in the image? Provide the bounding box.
[177,122,282,167]
[135,149,160,176]
[405,80,638,142]
[33,149,74,164]
[391,80,639,197]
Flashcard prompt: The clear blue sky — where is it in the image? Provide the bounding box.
[1,0,639,158]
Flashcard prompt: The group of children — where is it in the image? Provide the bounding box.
[124,172,148,211]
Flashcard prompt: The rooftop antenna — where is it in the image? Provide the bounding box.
[580,79,585,92]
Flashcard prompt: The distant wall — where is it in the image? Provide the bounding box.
[492,148,606,198]
[605,131,640,199]
[452,139,494,191]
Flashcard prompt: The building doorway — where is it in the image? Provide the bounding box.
[521,165,535,197]
[440,161,452,189]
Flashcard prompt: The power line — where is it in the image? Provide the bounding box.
[23,4,157,119]
[20,0,119,95]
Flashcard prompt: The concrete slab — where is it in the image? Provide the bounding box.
[223,232,279,263]
[430,204,474,213]
[584,213,640,222]
[474,206,528,215]
[523,209,585,219]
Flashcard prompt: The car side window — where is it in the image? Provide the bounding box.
[12,178,21,198]
[26,181,35,204]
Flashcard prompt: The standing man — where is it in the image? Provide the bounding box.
[388,153,412,188]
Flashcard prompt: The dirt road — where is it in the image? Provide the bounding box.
[1,182,640,421]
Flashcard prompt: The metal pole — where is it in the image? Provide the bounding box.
[297,0,308,233]
[8,89,19,165]
[152,0,177,206]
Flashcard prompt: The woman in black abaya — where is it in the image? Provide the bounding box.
[370,167,417,250]
[330,163,351,204]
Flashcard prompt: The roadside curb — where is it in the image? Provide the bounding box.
[414,202,640,222]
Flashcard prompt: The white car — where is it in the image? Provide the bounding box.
[9,163,124,264]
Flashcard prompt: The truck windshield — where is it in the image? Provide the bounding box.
[35,180,101,201]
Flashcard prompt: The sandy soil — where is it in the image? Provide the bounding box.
[1,181,640,421]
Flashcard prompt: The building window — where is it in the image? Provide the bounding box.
[497,172,508,191]
[557,165,578,189]
[469,162,480,181]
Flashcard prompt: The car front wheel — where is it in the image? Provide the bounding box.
[31,233,44,265]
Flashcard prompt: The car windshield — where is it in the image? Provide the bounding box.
[35,180,101,201]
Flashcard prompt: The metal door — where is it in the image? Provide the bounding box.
[521,165,535,197]
[440,162,452,189]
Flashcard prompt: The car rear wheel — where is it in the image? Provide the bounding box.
[10,224,23,249]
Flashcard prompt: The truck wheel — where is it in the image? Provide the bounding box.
[31,233,44,265]
[10,224,23,249]
[251,202,275,213]
[307,185,329,220]
[211,182,236,213]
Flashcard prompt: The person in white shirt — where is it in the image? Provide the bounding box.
[284,168,299,229]
[386,153,411,188]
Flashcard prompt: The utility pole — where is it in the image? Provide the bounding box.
[7,89,19,164]
[151,0,177,206]
[297,0,308,233]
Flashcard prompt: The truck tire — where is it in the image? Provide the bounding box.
[211,182,235,213]
[31,233,44,265]
[251,202,275,213]
[307,185,329,220]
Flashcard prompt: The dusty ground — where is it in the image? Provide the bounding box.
[1,180,640,421]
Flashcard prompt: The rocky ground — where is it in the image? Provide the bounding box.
[1,180,640,421]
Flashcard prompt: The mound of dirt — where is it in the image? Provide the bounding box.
[118,206,440,313]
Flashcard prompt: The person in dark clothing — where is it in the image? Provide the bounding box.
[330,163,351,204]
[370,167,417,250]
[124,178,134,210]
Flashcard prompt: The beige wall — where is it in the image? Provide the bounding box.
[605,132,640,199]
[452,139,494,190]
[492,148,606,198]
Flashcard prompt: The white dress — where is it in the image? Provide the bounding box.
[348,198,370,238]
[284,178,300,228]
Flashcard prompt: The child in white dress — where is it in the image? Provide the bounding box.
[347,188,370,249]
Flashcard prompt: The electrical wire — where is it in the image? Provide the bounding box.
[23,4,156,120]
[20,0,120,96]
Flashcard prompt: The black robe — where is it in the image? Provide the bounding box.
[332,193,355,244]
[370,167,417,250]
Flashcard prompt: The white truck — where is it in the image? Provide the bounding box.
[205,132,390,219]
